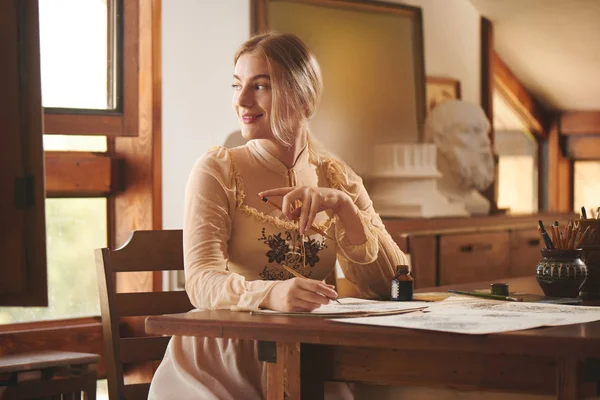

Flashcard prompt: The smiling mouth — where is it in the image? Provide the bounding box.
[241,114,263,124]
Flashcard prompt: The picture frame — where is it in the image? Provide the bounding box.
[426,76,462,114]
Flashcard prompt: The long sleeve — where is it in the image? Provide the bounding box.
[183,147,277,311]
[325,158,409,299]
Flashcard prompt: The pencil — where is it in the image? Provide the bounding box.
[261,196,333,240]
[575,226,591,249]
[448,289,523,302]
[281,264,342,304]
[581,206,588,219]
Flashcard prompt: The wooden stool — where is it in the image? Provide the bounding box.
[0,351,99,400]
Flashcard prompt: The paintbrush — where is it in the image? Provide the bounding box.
[281,264,342,304]
[448,289,523,302]
[260,196,333,240]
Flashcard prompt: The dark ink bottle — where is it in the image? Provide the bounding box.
[391,265,413,301]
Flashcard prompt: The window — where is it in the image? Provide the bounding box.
[574,161,600,215]
[39,0,117,110]
[43,135,107,152]
[494,92,539,214]
[0,198,106,324]
[1,0,159,393]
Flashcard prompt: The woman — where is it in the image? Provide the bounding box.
[148,32,408,400]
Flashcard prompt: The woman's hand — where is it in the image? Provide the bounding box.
[260,278,338,312]
[259,186,354,235]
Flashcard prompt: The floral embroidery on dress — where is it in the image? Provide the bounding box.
[257,228,327,280]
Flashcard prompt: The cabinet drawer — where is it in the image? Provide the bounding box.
[439,232,510,285]
[510,228,543,277]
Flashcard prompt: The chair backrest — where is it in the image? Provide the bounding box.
[95,230,194,400]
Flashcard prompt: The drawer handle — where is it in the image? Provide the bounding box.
[527,238,541,247]
[459,243,493,253]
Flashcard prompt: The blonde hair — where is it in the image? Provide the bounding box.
[234,32,323,148]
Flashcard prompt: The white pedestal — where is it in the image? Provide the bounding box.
[367,144,468,218]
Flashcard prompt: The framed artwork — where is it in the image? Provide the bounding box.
[426,76,461,114]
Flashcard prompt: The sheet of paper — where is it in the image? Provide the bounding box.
[331,311,555,334]
[426,295,600,326]
[332,295,600,334]
[252,297,428,317]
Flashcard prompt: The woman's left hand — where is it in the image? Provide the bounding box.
[259,186,355,235]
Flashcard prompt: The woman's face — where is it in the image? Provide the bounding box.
[232,53,273,141]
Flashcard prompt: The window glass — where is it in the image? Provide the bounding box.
[574,161,600,216]
[494,92,538,214]
[43,135,107,151]
[39,0,115,109]
[496,131,539,214]
[0,198,107,324]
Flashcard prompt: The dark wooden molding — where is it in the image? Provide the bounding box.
[110,0,161,293]
[250,0,268,35]
[44,152,123,197]
[547,117,573,212]
[560,111,600,135]
[479,17,499,213]
[493,51,549,138]
[152,0,163,292]
[43,113,124,136]
[0,0,47,307]
[481,17,494,142]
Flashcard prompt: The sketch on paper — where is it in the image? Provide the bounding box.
[253,297,428,317]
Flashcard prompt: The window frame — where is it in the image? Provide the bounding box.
[42,0,140,137]
[1,0,162,386]
[0,0,47,307]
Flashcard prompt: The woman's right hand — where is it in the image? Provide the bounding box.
[260,278,339,312]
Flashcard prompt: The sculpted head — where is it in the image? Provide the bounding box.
[425,100,495,191]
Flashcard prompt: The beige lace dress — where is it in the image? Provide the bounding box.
[148,140,407,400]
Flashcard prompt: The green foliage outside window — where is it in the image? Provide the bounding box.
[0,198,107,324]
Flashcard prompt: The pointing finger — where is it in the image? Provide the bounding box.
[258,187,294,198]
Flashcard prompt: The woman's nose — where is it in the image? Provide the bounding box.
[235,86,254,108]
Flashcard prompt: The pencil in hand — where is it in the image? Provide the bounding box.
[260,196,333,240]
[281,264,342,304]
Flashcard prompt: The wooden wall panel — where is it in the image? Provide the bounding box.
[548,119,573,212]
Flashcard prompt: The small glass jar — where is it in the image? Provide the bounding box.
[391,265,413,301]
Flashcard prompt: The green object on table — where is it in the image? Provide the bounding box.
[448,289,523,302]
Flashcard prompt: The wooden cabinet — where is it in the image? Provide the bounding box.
[439,231,510,286]
[385,212,575,289]
[509,228,544,277]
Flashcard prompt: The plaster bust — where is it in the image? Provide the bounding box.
[424,100,495,215]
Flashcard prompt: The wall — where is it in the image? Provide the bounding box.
[270,1,420,174]
[393,0,481,106]
[162,0,481,229]
[162,0,249,229]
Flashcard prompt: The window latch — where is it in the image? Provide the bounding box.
[15,176,35,209]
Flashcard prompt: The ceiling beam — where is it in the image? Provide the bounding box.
[492,51,550,138]
[560,111,600,135]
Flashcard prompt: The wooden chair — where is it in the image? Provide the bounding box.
[0,350,99,399]
[95,230,194,400]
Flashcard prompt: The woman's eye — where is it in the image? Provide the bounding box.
[231,84,241,90]
[256,84,268,90]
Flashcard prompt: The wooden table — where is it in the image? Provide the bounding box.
[145,277,600,400]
